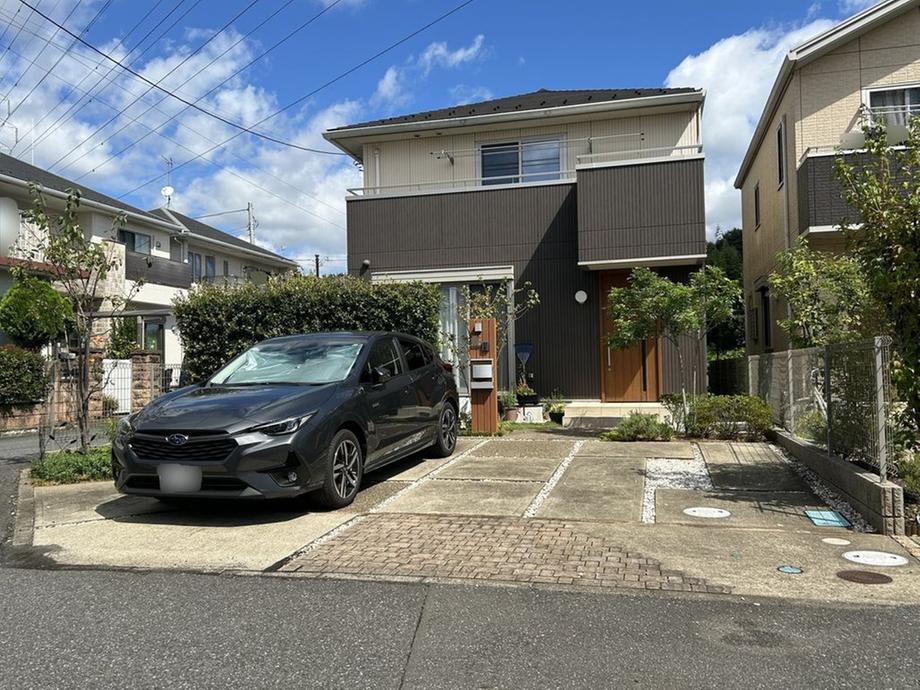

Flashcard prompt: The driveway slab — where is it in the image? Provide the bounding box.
[577,441,695,459]
[438,455,562,482]
[699,442,808,492]
[655,489,827,529]
[536,456,645,522]
[470,439,575,459]
[378,479,543,517]
[34,481,171,528]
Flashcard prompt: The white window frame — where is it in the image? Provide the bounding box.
[477,134,566,186]
[862,81,920,123]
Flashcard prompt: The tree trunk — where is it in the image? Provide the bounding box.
[78,319,92,453]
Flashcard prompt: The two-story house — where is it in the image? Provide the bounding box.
[0,153,298,365]
[324,88,707,407]
[735,0,920,355]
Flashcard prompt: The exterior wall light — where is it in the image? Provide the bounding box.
[574,290,588,304]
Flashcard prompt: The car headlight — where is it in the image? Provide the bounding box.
[249,414,313,436]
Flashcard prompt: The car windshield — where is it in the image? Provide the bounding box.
[210,340,364,386]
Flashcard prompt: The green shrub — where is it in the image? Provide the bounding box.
[107,316,138,359]
[31,446,112,484]
[600,412,673,442]
[0,345,48,406]
[794,408,827,445]
[173,274,442,380]
[0,276,71,349]
[687,394,774,440]
[899,453,920,500]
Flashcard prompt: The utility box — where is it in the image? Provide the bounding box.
[470,359,494,389]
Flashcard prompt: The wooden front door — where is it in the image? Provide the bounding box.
[599,271,660,402]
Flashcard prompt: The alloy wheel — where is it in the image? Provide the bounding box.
[332,439,360,498]
[441,405,457,451]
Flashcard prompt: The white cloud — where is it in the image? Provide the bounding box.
[448,84,493,105]
[665,19,835,237]
[838,0,879,13]
[372,34,488,108]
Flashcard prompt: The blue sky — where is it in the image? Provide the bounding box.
[0,0,878,272]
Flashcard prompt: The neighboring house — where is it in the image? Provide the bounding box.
[0,153,298,365]
[324,87,707,403]
[735,0,920,355]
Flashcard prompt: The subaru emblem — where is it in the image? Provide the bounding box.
[167,433,189,446]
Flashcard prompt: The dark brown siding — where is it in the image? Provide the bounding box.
[347,183,602,399]
[124,251,192,288]
[796,154,859,233]
[657,266,707,397]
[576,159,706,263]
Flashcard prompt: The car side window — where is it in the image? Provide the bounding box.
[365,338,404,379]
[399,338,429,371]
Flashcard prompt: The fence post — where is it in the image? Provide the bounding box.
[787,349,795,433]
[873,336,888,482]
[824,344,832,455]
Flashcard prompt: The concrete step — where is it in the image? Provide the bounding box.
[562,403,667,429]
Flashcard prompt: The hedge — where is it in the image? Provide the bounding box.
[0,276,71,349]
[0,345,48,406]
[173,274,442,380]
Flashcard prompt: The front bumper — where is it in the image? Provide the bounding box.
[112,427,329,500]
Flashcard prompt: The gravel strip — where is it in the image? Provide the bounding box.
[768,444,874,533]
[522,441,583,518]
[641,447,713,524]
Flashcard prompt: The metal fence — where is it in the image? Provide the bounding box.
[749,337,894,481]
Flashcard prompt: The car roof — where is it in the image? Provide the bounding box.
[259,331,426,345]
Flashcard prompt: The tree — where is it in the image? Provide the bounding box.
[106,317,138,359]
[12,186,138,452]
[606,266,740,415]
[835,117,920,433]
[769,238,876,348]
[0,275,71,349]
[706,227,744,357]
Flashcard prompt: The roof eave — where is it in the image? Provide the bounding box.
[324,90,705,158]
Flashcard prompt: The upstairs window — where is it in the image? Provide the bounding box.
[118,229,151,255]
[189,251,202,281]
[205,255,216,279]
[776,122,785,187]
[481,138,562,186]
[753,183,761,228]
[869,86,920,127]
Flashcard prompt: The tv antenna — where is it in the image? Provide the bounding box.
[160,156,174,208]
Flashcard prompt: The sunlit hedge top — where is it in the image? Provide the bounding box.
[173,274,442,381]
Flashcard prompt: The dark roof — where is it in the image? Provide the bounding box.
[329,87,700,131]
[0,152,166,222]
[148,208,295,265]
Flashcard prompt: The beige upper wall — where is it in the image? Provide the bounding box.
[360,108,700,190]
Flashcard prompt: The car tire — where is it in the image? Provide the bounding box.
[430,402,458,458]
[311,429,364,509]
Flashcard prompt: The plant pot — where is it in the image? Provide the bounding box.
[503,408,520,422]
[549,411,564,425]
[518,394,539,407]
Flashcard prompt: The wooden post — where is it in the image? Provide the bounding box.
[469,318,498,435]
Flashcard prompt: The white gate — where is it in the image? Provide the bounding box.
[102,359,132,414]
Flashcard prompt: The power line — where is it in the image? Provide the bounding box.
[18,0,348,155]
[10,0,171,153]
[118,0,477,199]
[65,0,316,178]
[0,29,346,226]
[48,0,262,172]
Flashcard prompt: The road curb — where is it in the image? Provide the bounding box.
[12,469,34,548]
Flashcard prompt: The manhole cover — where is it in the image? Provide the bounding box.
[777,565,803,574]
[837,570,893,585]
[822,537,851,546]
[683,507,731,519]
[842,550,909,567]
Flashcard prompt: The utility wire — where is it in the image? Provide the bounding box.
[119,0,477,199]
[0,0,73,106]
[67,0,317,178]
[11,0,170,152]
[0,26,345,225]
[18,0,347,155]
[48,0,261,172]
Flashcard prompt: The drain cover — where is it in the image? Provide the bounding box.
[822,537,851,546]
[683,507,731,519]
[777,565,803,574]
[842,550,909,567]
[837,570,893,585]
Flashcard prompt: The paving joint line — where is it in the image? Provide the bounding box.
[522,440,582,518]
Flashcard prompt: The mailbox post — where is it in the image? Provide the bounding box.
[468,318,498,434]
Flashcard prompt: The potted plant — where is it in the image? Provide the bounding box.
[544,391,566,425]
[500,390,519,422]
[516,382,539,407]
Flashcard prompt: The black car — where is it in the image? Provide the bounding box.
[112,332,459,508]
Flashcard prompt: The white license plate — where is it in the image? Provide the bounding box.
[157,464,202,493]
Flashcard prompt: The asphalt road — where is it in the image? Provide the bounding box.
[0,566,918,689]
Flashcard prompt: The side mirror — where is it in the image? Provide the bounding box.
[371,366,392,386]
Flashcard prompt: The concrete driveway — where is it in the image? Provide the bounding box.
[14,432,920,605]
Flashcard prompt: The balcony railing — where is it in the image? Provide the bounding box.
[348,142,702,198]
[124,251,192,289]
[867,104,920,128]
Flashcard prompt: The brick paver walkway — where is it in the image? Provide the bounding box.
[282,513,731,594]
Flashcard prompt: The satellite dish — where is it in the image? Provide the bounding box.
[160,185,174,199]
